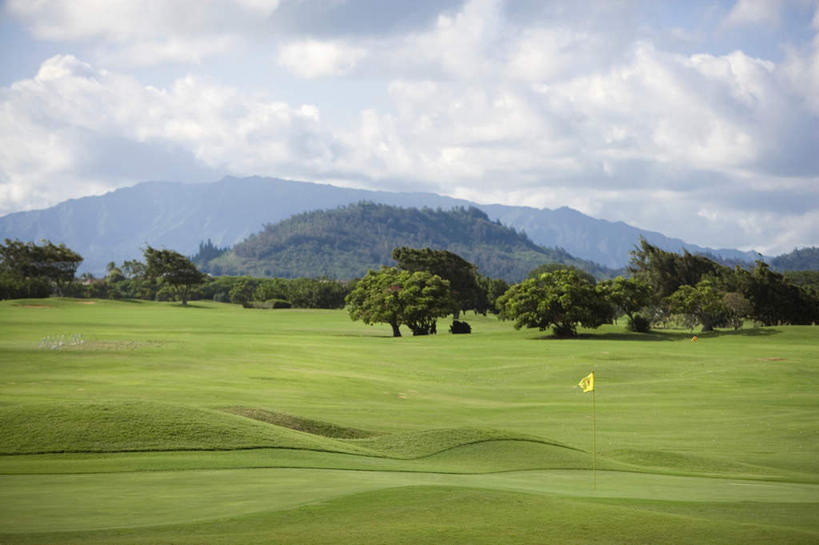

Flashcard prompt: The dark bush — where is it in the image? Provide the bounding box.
[627,314,651,333]
[450,320,472,334]
[243,299,292,309]
[0,275,52,299]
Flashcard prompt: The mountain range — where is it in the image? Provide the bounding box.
[0,175,764,275]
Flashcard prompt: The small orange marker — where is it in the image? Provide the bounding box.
[691,336,698,342]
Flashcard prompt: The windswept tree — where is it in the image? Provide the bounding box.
[144,246,206,306]
[346,267,457,337]
[736,261,819,326]
[0,238,83,297]
[629,238,727,299]
[497,269,613,337]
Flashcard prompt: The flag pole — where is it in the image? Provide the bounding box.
[577,371,597,491]
[592,379,597,490]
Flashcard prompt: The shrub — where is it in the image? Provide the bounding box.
[626,314,651,333]
[242,299,292,309]
[450,320,472,334]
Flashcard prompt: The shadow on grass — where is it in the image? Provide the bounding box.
[168,302,213,309]
[530,327,782,342]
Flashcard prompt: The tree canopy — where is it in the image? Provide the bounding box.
[144,246,206,306]
[497,269,613,337]
[345,267,457,336]
[392,246,484,315]
[597,276,653,331]
[0,238,83,297]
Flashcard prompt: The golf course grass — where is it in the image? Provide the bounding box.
[0,298,817,544]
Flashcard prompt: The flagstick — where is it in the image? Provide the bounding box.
[592,384,597,490]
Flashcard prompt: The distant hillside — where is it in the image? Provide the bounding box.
[771,247,819,271]
[204,203,613,282]
[0,175,765,274]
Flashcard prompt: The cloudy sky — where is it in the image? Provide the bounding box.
[1,0,817,255]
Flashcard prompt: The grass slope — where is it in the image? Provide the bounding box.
[0,299,817,544]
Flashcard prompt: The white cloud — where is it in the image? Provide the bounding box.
[1,0,817,253]
[5,0,279,65]
[0,54,335,215]
[724,0,782,27]
[278,40,367,78]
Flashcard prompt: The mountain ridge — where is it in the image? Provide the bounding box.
[0,175,764,274]
[204,202,610,282]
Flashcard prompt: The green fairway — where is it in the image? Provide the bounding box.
[0,299,817,544]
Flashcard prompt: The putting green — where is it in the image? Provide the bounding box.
[2,468,817,533]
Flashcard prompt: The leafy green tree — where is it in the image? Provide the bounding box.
[229,278,257,306]
[286,277,350,309]
[666,280,727,331]
[346,267,457,337]
[598,276,653,331]
[527,263,596,285]
[736,262,819,325]
[392,247,482,317]
[0,238,83,297]
[722,291,753,330]
[476,274,509,314]
[497,269,613,337]
[783,270,819,297]
[105,261,125,283]
[144,246,206,306]
[253,278,289,303]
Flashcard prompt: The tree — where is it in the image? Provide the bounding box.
[497,269,613,337]
[392,247,482,317]
[105,261,125,283]
[598,276,653,331]
[229,278,257,306]
[722,291,753,330]
[666,280,727,331]
[121,259,147,280]
[345,267,457,337]
[476,274,509,314]
[0,238,83,297]
[629,239,727,299]
[527,263,596,285]
[736,262,819,326]
[144,246,206,306]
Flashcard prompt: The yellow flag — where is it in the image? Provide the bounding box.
[578,372,594,393]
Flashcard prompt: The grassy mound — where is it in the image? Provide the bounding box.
[0,402,374,456]
[607,449,760,476]
[3,485,817,544]
[346,427,577,459]
[223,407,377,439]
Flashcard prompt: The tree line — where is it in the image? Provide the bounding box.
[345,241,819,337]
[0,239,355,309]
[495,239,819,337]
[3,238,818,339]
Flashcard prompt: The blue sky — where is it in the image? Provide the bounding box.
[1,0,817,255]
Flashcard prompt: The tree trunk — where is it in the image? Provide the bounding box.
[700,320,713,332]
[390,322,401,337]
